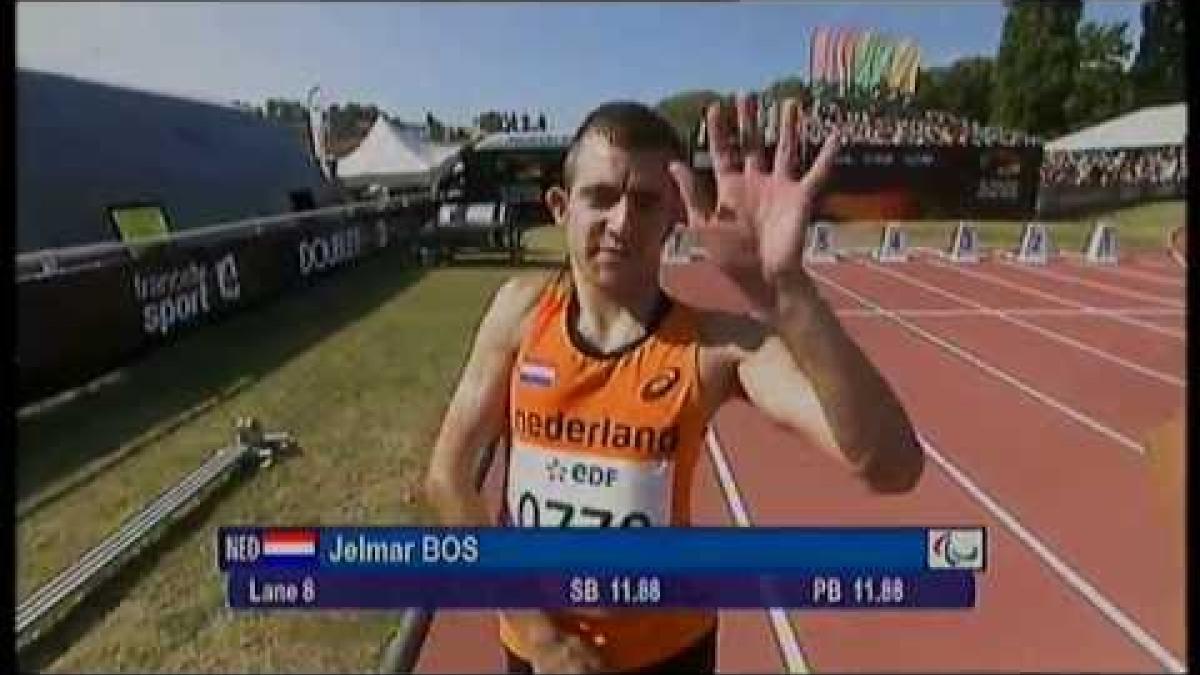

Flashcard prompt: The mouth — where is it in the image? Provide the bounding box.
[593,246,629,262]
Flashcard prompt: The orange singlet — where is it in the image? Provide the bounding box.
[498,271,717,670]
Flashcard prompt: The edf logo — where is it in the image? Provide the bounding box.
[545,459,618,487]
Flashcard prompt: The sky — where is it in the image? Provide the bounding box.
[17,1,1146,131]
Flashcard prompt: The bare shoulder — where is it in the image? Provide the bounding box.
[483,270,560,348]
[687,304,771,411]
[692,305,769,360]
[495,270,557,310]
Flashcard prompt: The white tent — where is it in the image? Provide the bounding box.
[336,116,464,189]
[1045,103,1187,152]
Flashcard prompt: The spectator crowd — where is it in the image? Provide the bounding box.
[704,95,1044,149]
[1040,145,1187,188]
[698,93,1185,192]
[801,99,1042,147]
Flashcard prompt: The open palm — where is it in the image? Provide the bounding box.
[669,96,842,317]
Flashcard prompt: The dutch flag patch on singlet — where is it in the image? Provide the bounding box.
[519,361,556,388]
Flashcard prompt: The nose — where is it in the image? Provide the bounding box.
[603,193,634,240]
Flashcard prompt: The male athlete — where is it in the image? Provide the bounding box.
[426,96,924,674]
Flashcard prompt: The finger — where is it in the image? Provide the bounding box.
[706,101,739,175]
[773,98,799,179]
[801,122,843,194]
[737,93,765,173]
[668,160,709,225]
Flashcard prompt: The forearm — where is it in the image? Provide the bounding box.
[770,271,922,488]
[426,475,493,526]
[426,464,569,656]
[425,419,502,526]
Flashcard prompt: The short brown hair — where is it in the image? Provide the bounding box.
[562,101,686,189]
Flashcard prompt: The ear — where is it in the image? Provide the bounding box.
[545,186,569,226]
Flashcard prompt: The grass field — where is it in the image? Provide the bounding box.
[18,246,562,672]
[16,199,1183,672]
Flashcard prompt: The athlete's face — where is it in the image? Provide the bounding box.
[547,135,681,293]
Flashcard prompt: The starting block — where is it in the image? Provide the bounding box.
[1084,219,1119,265]
[1168,224,1186,267]
[1011,221,1051,265]
[943,221,981,263]
[662,227,707,263]
[804,221,837,263]
[872,222,909,262]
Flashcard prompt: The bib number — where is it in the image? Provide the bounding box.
[515,490,653,528]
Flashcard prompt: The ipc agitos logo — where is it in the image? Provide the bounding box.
[927,528,985,570]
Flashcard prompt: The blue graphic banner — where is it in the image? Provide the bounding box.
[217,527,988,573]
[226,569,976,610]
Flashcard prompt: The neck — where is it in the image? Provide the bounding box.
[569,272,667,354]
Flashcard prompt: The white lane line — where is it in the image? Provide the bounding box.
[858,260,1184,388]
[1132,256,1184,271]
[833,307,1183,318]
[1078,264,1185,288]
[706,426,810,674]
[999,260,1184,309]
[924,259,1185,341]
[918,433,1185,673]
[807,268,1146,455]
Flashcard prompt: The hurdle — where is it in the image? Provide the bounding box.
[942,221,981,263]
[871,222,909,263]
[804,221,838,263]
[1008,221,1051,265]
[1083,219,1119,265]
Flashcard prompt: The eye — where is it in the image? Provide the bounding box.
[579,185,620,208]
[629,190,662,211]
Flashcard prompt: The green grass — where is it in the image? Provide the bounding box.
[17,245,564,673]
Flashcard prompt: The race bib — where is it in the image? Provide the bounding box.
[507,442,674,528]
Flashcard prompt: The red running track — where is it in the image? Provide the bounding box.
[923,258,1187,336]
[412,254,1186,673]
[817,259,1184,444]
[900,258,1184,376]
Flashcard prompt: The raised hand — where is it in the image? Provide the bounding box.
[668,95,842,319]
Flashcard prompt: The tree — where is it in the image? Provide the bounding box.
[991,0,1083,137]
[655,89,722,145]
[764,77,812,108]
[916,57,993,124]
[475,111,507,133]
[915,68,948,113]
[1065,21,1134,130]
[1130,0,1185,106]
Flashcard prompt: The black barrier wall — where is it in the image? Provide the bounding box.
[17,201,431,405]
[691,143,1043,221]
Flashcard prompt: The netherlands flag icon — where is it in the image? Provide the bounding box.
[262,529,318,562]
[519,361,556,388]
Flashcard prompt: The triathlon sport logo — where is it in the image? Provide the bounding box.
[927,528,985,570]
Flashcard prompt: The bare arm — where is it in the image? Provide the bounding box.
[422,273,605,671]
[708,276,924,493]
[673,95,923,494]
[424,276,531,525]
